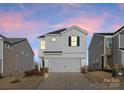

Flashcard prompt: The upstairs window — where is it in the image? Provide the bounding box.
[106,38,112,48]
[52,37,56,42]
[4,43,12,49]
[41,40,45,49]
[69,36,80,47]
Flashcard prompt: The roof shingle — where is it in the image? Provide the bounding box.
[0,34,26,45]
[46,28,67,34]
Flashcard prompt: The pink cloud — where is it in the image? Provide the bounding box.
[112,24,122,31]
[0,11,45,32]
[51,14,106,34]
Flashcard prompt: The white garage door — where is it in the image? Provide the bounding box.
[49,58,81,72]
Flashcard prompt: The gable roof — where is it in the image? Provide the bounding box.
[95,33,114,36]
[38,25,87,38]
[47,28,67,34]
[7,38,26,45]
[38,28,67,38]
[0,34,26,45]
[61,25,88,35]
[95,26,124,36]
[38,35,45,38]
[113,26,124,34]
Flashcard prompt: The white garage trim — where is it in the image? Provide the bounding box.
[48,57,81,72]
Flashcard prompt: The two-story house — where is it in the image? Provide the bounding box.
[89,26,124,70]
[0,34,34,77]
[38,26,88,72]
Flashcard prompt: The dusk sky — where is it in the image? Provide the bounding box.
[0,3,124,62]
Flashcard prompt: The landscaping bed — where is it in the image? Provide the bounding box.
[0,68,49,89]
[85,71,124,89]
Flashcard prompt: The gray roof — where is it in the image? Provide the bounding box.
[46,28,67,34]
[96,26,124,36]
[0,34,26,45]
[38,28,67,38]
[7,38,26,44]
[0,34,8,40]
[96,33,114,35]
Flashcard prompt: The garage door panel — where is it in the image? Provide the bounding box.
[49,58,81,72]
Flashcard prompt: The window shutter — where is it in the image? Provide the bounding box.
[77,36,80,46]
[68,36,71,46]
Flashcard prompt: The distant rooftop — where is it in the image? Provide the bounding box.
[0,34,26,45]
[96,26,124,36]
[96,33,114,35]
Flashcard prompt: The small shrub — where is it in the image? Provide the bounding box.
[24,68,48,77]
[81,66,87,73]
[40,68,49,73]
[112,66,124,77]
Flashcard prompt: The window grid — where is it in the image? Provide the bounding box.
[71,36,77,47]
[41,40,45,49]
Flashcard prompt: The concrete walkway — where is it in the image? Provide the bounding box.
[38,73,94,90]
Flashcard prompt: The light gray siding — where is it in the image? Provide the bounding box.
[3,43,16,76]
[113,31,124,65]
[89,34,104,70]
[119,34,124,48]
[13,40,34,73]
[45,35,62,52]
[113,34,119,65]
[42,28,87,59]
[44,29,86,53]
[3,40,34,76]
[0,39,2,59]
[0,39,3,74]
[121,52,124,65]
[38,26,87,72]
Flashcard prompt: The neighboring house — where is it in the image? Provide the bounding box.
[89,26,124,70]
[0,34,34,77]
[38,26,88,72]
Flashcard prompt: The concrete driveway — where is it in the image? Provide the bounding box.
[38,73,122,90]
[38,73,94,90]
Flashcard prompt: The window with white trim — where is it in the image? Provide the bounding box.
[52,37,56,42]
[41,40,45,49]
[68,36,80,47]
[71,36,77,46]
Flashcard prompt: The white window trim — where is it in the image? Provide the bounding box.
[52,37,56,42]
[41,40,45,49]
[71,36,78,47]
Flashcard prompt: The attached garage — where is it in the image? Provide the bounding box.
[48,57,81,72]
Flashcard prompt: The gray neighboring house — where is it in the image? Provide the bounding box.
[0,34,34,77]
[38,26,88,72]
[89,26,124,70]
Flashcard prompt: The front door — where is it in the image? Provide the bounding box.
[101,56,104,70]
